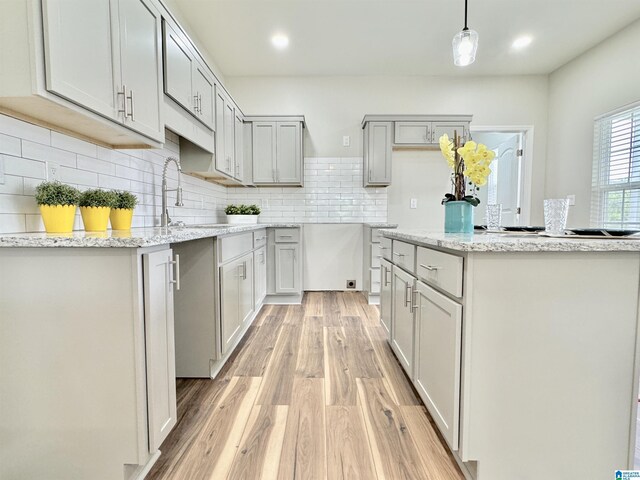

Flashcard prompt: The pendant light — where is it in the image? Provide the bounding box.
[452,0,478,67]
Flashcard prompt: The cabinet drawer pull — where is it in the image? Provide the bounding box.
[420,263,440,271]
[393,252,405,257]
[404,283,412,307]
[169,254,180,290]
[279,234,293,238]
[411,288,418,311]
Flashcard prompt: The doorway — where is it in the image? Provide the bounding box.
[470,129,529,226]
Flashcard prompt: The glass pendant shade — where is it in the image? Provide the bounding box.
[452,28,478,66]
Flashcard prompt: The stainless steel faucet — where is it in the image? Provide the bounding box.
[161,157,184,228]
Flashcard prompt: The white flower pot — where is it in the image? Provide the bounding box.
[226,214,259,225]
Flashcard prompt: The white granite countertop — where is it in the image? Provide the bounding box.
[381,229,640,252]
[0,224,300,248]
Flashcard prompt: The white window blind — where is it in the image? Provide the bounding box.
[592,103,640,229]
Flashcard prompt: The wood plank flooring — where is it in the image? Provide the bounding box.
[147,291,464,480]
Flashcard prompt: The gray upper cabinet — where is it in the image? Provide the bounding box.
[394,121,431,145]
[431,121,469,143]
[363,121,392,186]
[162,20,215,130]
[215,89,236,177]
[42,0,164,142]
[249,117,304,186]
[234,113,244,181]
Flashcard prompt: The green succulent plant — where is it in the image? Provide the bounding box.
[225,204,261,215]
[78,188,118,208]
[34,181,80,206]
[112,190,138,210]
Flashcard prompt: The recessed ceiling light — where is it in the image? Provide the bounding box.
[512,35,533,50]
[271,34,289,50]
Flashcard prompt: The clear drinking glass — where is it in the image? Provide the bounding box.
[486,204,502,231]
[543,199,570,235]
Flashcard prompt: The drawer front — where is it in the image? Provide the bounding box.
[394,121,430,145]
[371,244,381,269]
[371,228,382,243]
[253,229,267,248]
[370,268,381,293]
[380,236,392,261]
[392,240,416,275]
[274,228,300,243]
[416,247,463,298]
[219,232,253,264]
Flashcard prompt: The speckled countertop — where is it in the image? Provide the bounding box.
[0,224,300,248]
[380,229,640,252]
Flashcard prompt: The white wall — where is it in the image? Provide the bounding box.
[303,224,363,291]
[226,75,549,226]
[546,19,640,226]
[0,113,227,233]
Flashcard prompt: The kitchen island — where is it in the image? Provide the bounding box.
[379,229,640,480]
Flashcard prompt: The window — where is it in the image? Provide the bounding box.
[592,103,640,229]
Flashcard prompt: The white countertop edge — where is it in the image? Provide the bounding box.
[380,229,640,252]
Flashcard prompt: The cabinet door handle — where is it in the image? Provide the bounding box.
[419,263,440,271]
[386,268,391,286]
[194,93,200,114]
[411,288,419,311]
[127,89,134,121]
[243,261,247,280]
[272,168,276,182]
[368,170,372,182]
[118,84,127,119]
[393,252,404,257]
[169,254,180,290]
[404,283,412,307]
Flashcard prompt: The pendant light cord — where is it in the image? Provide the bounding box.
[464,0,469,31]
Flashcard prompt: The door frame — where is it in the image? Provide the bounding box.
[470,125,534,226]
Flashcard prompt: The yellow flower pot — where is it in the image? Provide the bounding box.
[39,204,77,233]
[110,208,134,230]
[80,206,111,232]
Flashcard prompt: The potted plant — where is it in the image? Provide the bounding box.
[110,190,138,230]
[439,132,495,233]
[79,188,117,232]
[225,204,261,224]
[34,181,81,233]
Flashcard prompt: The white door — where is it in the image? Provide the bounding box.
[220,259,241,355]
[234,114,244,181]
[143,249,177,452]
[42,0,119,120]
[413,280,462,450]
[380,258,392,337]
[238,253,254,324]
[192,64,214,129]
[162,21,193,113]
[118,0,162,141]
[366,122,392,184]
[391,265,415,377]
[276,122,302,183]
[472,131,524,226]
[252,122,277,183]
[275,244,299,294]
[254,246,267,307]
[224,101,236,176]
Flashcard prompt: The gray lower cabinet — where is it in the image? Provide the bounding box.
[254,246,267,307]
[142,248,178,453]
[363,121,392,186]
[380,258,392,336]
[390,265,415,377]
[220,252,253,355]
[413,280,462,450]
[274,244,299,294]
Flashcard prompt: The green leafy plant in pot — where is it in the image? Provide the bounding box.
[35,181,81,233]
[225,204,261,224]
[110,190,138,230]
[79,188,117,232]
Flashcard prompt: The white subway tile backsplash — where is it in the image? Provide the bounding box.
[59,166,99,187]
[0,115,50,145]
[51,131,97,158]
[3,155,46,179]
[0,133,21,157]
[0,214,26,233]
[22,141,77,168]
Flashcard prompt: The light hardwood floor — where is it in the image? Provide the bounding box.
[147,291,464,480]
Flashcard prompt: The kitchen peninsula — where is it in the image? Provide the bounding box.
[379,228,640,479]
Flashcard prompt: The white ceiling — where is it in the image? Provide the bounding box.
[169,0,640,77]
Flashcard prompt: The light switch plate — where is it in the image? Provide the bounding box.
[343,136,350,147]
[0,156,5,185]
[567,194,576,206]
[410,198,418,209]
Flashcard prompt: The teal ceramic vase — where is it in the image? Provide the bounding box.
[444,201,474,234]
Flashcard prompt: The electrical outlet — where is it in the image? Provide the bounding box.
[343,136,350,147]
[0,156,5,185]
[346,280,356,289]
[47,162,60,181]
[410,198,418,209]
[567,194,576,206]
[200,196,205,209]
